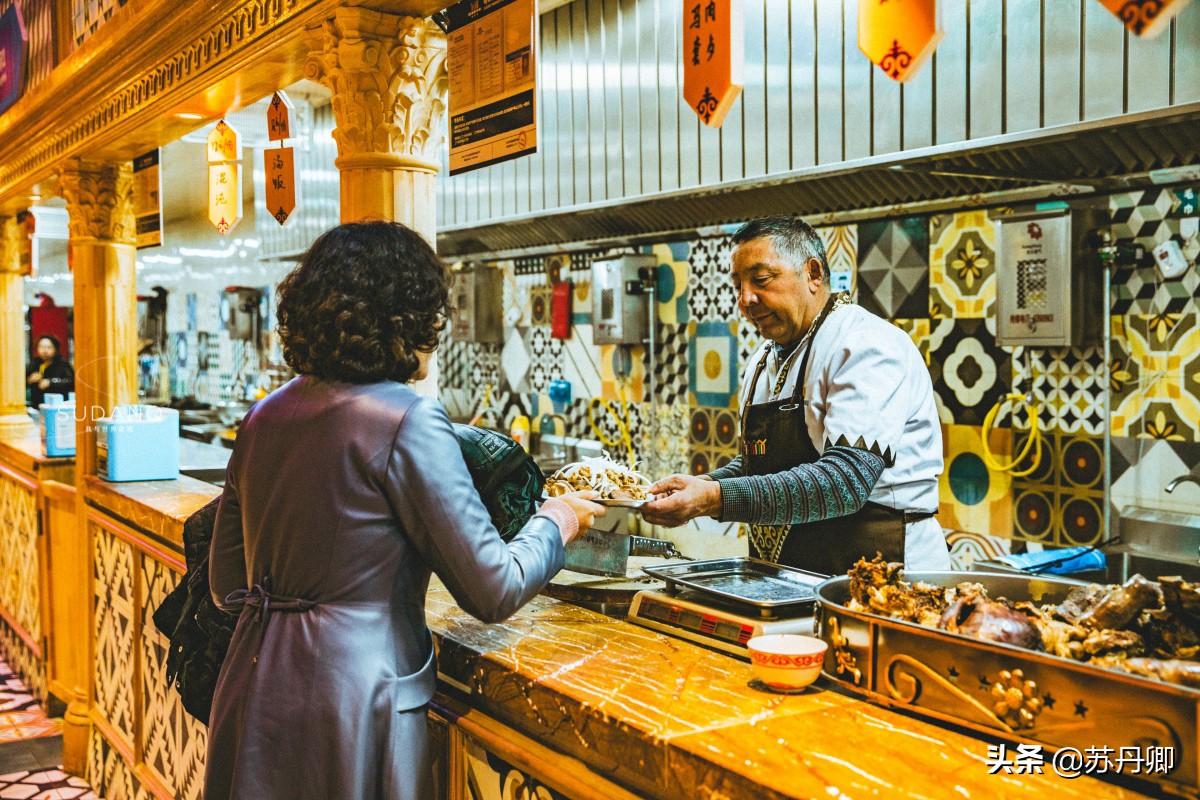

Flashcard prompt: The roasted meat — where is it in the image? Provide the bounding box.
[1136,608,1200,660]
[1113,658,1200,689]
[847,554,947,626]
[938,584,1044,651]
[1160,576,1200,630]
[1073,575,1162,631]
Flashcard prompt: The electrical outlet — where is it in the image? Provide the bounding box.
[1153,240,1190,281]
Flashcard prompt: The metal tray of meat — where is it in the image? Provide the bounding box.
[641,557,827,611]
[815,571,1199,796]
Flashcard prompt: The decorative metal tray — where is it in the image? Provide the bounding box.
[815,571,1198,796]
[641,557,827,611]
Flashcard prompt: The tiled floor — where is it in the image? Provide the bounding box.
[0,654,96,800]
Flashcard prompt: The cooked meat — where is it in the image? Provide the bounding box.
[848,554,947,625]
[1074,575,1162,631]
[938,585,1044,651]
[1056,583,1109,625]
[1079,628,1144,658]
[1114,658,1200,689]
[848,553,903,607]
[1136,608,1200,660]
[1160,577,1200,630]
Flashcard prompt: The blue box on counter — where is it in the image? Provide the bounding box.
[96,405,180,482]
[39,400,76,457]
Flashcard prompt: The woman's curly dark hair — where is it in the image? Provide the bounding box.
[276,221,450,383]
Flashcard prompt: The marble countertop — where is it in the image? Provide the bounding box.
[84,474,219,547]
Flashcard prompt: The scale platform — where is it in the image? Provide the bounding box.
[628,589,815,658]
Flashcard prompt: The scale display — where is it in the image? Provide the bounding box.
[628,590,815,658]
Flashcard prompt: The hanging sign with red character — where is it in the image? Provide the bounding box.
[682,0,743,127]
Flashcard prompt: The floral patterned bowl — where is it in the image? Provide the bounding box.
[746,634,828,690]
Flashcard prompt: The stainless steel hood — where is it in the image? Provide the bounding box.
[436,104,1200,259]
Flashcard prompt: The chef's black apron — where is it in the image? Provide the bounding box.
[741,298,913,575]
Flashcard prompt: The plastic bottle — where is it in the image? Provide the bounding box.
[509,415,531,452]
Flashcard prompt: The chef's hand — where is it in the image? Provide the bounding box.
[554,490,607,545]
[640,474,721,528]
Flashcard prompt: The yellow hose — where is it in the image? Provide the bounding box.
[468,383,494,427]
[981,392,1043,477]
[588,380,636,467]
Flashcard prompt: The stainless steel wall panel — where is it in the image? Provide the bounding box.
[902,63,936,151]
[538,17,557,211]
[585,1,606,202]
[556,9,576,208]
[1081,2,1125,119]
[763,0,791,174]
[637,0,660,195]
[935,2,970,144]
[1177,12,1200,104]
[1042,0,1082,127]
[843,0,874,160]
[697,99,721,186]
[1126,18,1173,113]
[1005,0,1044,132]
[789,0,818,168]
[815,0,844,163]
[619,0,642,197]
[514,147,531,216]
[604,0,625,199]
[657,0,682,191]
[740,0,766,179]
[969,0,1004,138]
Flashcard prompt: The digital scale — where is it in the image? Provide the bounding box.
[627,558,827,659]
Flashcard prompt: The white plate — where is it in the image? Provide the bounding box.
[542,493,649,508]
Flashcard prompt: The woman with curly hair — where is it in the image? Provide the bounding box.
[205,221,603,800]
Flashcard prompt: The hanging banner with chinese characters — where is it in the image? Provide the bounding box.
[1097,0,1190,37]
[858,0,943,83]
[133,149,162,249]
[265,148,297,226]
[682,0,743,127]
[446,0,537,175]
[207,120,242,235]
[265,91,298,226]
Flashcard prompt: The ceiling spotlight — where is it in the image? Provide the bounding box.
[175,112,205,120]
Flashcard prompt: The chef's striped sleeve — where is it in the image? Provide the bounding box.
[714,446,886,526]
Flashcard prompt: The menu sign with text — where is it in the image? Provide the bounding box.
[133,149,162,249]
[682,0,743,127]
[446,0,537,175]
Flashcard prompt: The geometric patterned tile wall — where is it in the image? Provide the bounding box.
[929,210,998,319]
[92,523,136,746]
[1110,312,1200,442]
[1012,432,1106,547]
[0,475,43,704]
[88,726,151,800]
[857,216,929,318]
[141,556,206,800]
[1109,187,1200,316]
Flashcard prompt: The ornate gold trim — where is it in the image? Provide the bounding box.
[57,161,135,244]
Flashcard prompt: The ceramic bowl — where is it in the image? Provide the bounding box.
[746,634,828,690]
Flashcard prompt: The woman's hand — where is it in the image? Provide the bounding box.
[554,490,606,544]
[38,379,50,390]
[27,373,40,385]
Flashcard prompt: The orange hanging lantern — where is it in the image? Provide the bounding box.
[858,0,943,83]
[1097,0,1190,37]
[682,0,744,127]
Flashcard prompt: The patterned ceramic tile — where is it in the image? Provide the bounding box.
[570,278,593,326]
[737,320,763,378]
[645,241,690,325]
[929,210,997,319]
[1011,346,1106,435]
[0,769,97,799]
[470,343,502,395]
[1109,188,1200,315]
[500,328,532,393]
[688,320,740,409]
[560,324,601,401]
[946,531,1013,571]
[525,327,562,395]
[544,253,571,284]
[650,322,688,407]
[687,236,736,323]
[636,402,691,478]
[1110,313,1200,441]
[513,256,542,276]
[1012,432,1105,547]
[816,224,858,296]
[938,424,1014,538]
[928,317,1012,427]
[687,405,740,475]
[529,285,553,326]
[599,344,646,404]
[1111,437,1200,514]
[857,216,930,319]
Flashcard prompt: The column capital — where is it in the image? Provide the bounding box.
[57,159,135,244]
[304,10,447,167]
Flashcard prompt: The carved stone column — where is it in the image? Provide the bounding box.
[58,159,137,477]
[305,8,448,394]
[0,217,34,432]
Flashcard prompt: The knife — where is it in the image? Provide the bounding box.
[563,527,686,577]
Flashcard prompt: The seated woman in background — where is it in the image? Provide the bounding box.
[204,220,604,800]
[26,334,74,407]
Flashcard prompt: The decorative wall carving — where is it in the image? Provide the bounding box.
[304,10,447,166]
[0,217,20,274]
[57,161,135,243]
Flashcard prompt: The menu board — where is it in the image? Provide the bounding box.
[445,0,537,175]
[133,149,162,249]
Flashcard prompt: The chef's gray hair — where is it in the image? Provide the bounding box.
[731,216,830,284]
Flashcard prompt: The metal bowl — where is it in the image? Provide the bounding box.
[214,400,252,426]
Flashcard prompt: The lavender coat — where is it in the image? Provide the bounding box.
[205,377,565,799]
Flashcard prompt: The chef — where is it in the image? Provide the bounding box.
[642,215,950,574]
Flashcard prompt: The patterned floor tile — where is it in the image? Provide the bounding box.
[688,321,740,409]
[0,769,97,799]
[929,210,997,319]
[928,318,1012,427]
[857,216,929,319]
[687,236,737,323]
